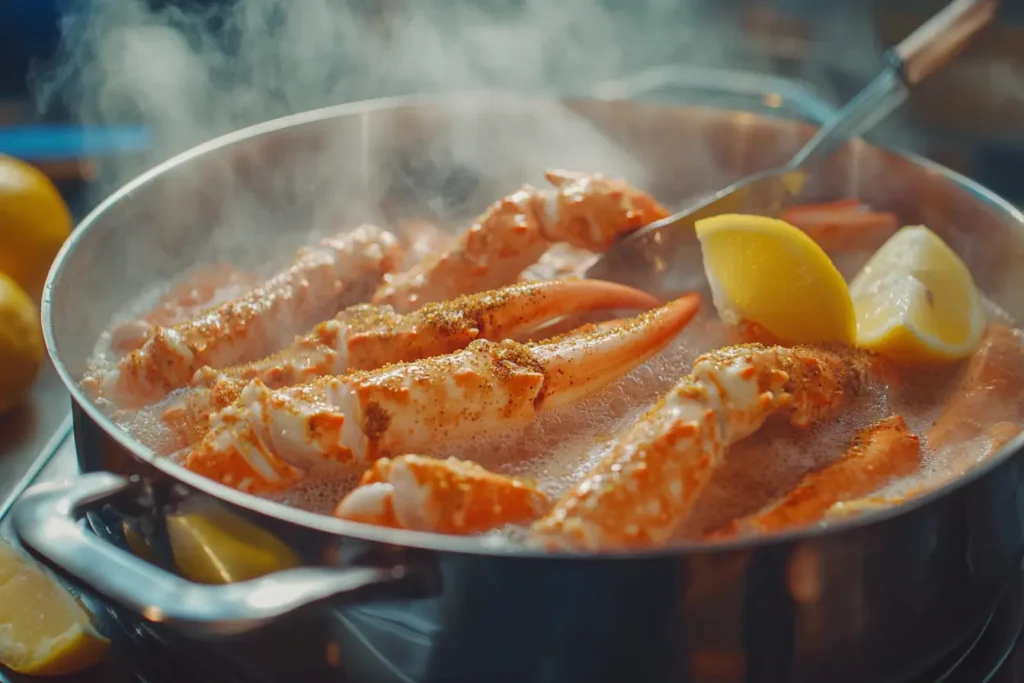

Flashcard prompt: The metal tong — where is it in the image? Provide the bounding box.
[583,0,999,299]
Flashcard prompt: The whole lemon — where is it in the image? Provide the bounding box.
[0,155,73,297]
[0,272,44,414]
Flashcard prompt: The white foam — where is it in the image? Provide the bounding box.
[386,308,731,499]
[96,278,1024,544]
[88,267,259,369]
[265,469,362,515]
[678,384,950,537]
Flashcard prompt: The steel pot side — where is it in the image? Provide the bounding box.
[14,93,1024,682]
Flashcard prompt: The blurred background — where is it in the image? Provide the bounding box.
[2,0,1023,214]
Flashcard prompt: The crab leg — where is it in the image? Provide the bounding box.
[707,415,920,539]
[182,292,701,494]
[826,421,1022,519]
[783,324,1024,523]
[820,327,1024,520]
[334,455,551,534]
[780,200,898,253]
[110,265,262,354]
[944,421,1023,475]
[372,169,669,312]
[162,279,659,447]
[94,225,404,408]
[530,343,898,552]
[927,323,1024,450]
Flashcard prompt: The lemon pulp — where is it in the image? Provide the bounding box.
[849,225,984,363]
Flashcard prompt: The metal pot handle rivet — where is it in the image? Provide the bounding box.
[12,472,413,638]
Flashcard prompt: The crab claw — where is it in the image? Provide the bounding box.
[532,292,701,410]
[334,455,551,534]
[162,279,659,449]
[182,292,701,494]
[372,170,670,312]
[542,169,670,252]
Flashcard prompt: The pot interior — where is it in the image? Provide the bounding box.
[44,94,1024,539]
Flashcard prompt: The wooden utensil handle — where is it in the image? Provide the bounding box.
[895,0,998,85]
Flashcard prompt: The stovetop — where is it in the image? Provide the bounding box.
[2,424,1024,682]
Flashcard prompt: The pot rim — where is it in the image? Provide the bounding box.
[42,91,1024,559]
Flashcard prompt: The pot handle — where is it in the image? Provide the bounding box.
[12,472,415,637]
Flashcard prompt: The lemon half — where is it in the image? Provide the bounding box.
[849,225,984,364]
[0,155,72,297]
[0,539,109,675]
[695,214,856,344]
[0,271,44,415]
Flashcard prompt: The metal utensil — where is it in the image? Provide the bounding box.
[583,0,999,298]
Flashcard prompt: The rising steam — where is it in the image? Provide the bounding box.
[31,0,900,191]
[33,0,755,190]
[31,0,904,340]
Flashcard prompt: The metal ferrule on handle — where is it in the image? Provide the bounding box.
[784,54,909,171]
[786,0,997,172]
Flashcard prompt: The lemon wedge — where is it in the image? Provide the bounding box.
[849,225,984,363]
[166,507,300,584]
[695,214,856,344]
[0,538,109,675]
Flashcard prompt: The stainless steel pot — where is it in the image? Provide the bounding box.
[13,92,1024,683]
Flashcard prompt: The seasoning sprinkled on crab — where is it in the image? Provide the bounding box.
[162,278,659,447]
[530,343,900,551]
[109,265,262,354]
[92,225,404,408]
[181,293,701,494]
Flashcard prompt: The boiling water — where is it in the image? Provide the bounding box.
[679,386,949,537]
[88,242,1024,543]
[255,302,1014,540]
[86,264,270,456]
[261,308,734,516]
